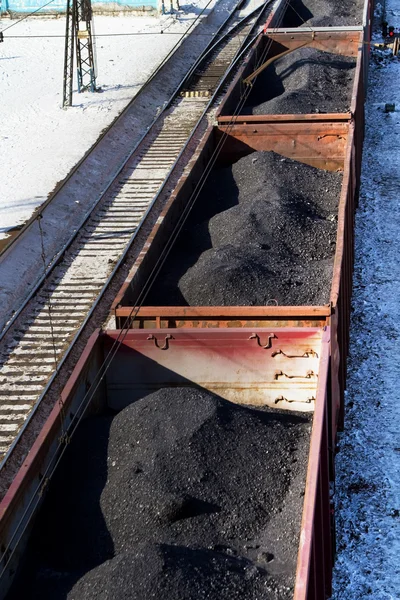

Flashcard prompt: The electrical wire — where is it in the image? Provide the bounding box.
[0,0,214,38]
[61,0,283,400]
[1,31,231,38]
[0,0,57,32]
[0,0,292,581]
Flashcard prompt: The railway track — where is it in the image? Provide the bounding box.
[0,0,272,465]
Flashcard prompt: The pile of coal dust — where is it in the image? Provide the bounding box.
[281,0,364,27]
[9,389,312,600]
[145,151,342,306]
[242,48,356,116]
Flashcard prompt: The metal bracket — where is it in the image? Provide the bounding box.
[271,348,318,359]
[243,42,309,85]
[275,395,315,405]
[147,334,174,350]
[274,370,316,380]
[249,333,276,349]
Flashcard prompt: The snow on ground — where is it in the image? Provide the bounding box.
[0,2,214,241]
[331,7,400,600]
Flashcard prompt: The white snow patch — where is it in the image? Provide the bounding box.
[331,18,400,600]
[0,2,213,241]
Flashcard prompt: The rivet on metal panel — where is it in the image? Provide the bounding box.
[249,333,276,349]
[271,348,319,358]
[274,370,316,380]
[274,395,315,404]
[147,334,174,350]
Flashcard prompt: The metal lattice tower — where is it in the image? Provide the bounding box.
[62,0,75,108]
[62,0,97,108]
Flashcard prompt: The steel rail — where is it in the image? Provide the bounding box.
[0,0,216,259]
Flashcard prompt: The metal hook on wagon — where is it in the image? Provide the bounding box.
[271,348,319,359]
[249,333,276,349]
[147,334,174,350]
[274,395,315,405]
[274,370,316,380]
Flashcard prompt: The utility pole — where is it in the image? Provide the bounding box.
[62,0,97,108]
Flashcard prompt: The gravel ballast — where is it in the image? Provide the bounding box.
[145,151,342,306]
[11,388,312,600]
[242,48,356,116]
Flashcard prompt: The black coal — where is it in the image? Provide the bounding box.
[146,152,342,307]
[11,389,312,600]
[281,0,364,27]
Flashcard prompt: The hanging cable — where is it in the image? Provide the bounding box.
[38,213,70,445]
[46,0,288,415]
[37,214,59,372]
[0,0,294,579]
[0,0,213,38]
[74,0,292,383]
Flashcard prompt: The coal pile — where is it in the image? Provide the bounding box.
[99,389,312,599]
[11,389,312,600]
[102,389,311,557]
[281,0,364,27]
[67,544,283,600]
[145,151,342,306]
[242,48,356,116]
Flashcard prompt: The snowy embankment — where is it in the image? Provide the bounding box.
[331,10,400,600]
[0,3,212,242]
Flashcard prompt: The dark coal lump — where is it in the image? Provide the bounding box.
[146,151,342,306]
[282,0,364,28]
[242,48,356,116]
[8,389,312,600]
[67,544,285,600]
[99,388,312,598]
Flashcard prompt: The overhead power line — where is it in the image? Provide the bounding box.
[2,31,221,39]
[0,0,57,33]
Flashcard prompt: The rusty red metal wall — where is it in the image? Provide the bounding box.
[294,327,333,599]
[215,119,349,171]
[0,330,105,598]
[103,327,324,412]
[115,305,331,330]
